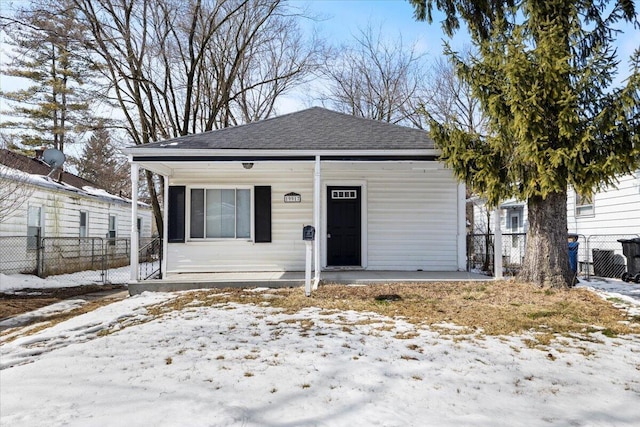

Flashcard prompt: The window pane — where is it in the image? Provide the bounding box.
[206,189,236,238]
[79,212,87,238]
[190,189,205,238]
[236,189,250,238]
[221,189,236,238]
[28,206,41,227]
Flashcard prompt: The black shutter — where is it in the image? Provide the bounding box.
[254,186,271,243]
[167,186,186,243]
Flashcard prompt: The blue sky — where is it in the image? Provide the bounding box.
[292,0,470,56]
[279,0,639,112]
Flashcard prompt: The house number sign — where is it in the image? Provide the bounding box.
[284,192,301,203]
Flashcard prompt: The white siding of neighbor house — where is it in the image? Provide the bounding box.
[567,172,640,236]
[0,181,153,239]
[165,161,459,274]
[0,178,153,275]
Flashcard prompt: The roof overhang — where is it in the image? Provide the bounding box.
[126,148,442,176]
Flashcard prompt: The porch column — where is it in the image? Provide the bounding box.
[162,175,169,279]
[313,155,321,287]
[457,182,466,271]
[494,207,503,279]
[130,163,140,281]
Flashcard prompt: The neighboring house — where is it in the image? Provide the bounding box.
[125,107,467,285]
[471,171,640,237]
[470,197,528,268]
[567,172,640,236]
[0,149,153,275]
[469,170,640,273]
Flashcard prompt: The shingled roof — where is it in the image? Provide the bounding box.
[0,148,100,190]
[137,107,434,151]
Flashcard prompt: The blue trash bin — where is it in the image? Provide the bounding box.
[568,241,579,274]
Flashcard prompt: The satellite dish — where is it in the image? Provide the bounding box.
[42,148,66,178]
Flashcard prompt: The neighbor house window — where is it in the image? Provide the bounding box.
[27,206,42,250]
[575,190,594,217]
[108,215,117,240]
[190,188,250,239]
[137,217,142,234]
[79,211,88,237]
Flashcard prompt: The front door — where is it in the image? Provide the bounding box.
[327,186,361,266]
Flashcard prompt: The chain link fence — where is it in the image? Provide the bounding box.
[467,233,526,276]
[0,236,162,284]
[467,233,639,279]
[0,236,38,275]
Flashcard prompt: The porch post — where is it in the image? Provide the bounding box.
[313,155,321,287]
[457,182,466,271]
[130,163,140,281]
[162,175,169,279]
[493,207,503,279]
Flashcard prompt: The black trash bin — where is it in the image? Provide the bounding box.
[592,249,615,278]
[617,238,640,282]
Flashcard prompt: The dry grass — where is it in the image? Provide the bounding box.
[149,280,638,337]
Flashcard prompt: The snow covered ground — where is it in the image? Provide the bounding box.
[1,277,640,427]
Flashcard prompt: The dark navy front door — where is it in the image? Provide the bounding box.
[327,186,361,266]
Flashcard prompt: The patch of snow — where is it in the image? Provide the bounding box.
[0,299,87,328]
[1,286,640,426]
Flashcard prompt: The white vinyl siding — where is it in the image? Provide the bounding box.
[0,177,153,274]
[324,163,458,271]
[568,174,640,236]
[164,162,459,274]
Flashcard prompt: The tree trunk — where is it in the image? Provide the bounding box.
[518,191,572,288]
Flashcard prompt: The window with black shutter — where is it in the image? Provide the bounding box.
[168,186,186,243]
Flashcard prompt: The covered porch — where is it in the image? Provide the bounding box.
[128,270,490,295]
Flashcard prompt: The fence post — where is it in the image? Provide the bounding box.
[493,208,503,279]
[36,231,43,277]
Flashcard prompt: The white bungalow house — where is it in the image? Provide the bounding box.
[125,107,468,291]
[0,148,153,275]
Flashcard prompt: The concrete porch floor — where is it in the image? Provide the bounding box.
[128,270,491,295]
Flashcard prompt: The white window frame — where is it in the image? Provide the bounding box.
[108,215,117,239]
[575,190,594,217]
[27,205,43,250]
[79,211,88,238]
[187,186,253,241]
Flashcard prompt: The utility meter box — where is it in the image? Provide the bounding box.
[303,225,315,241]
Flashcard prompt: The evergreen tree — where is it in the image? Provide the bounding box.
[0,1,97,154]
[75,128,130,196]
[410,0,640,287]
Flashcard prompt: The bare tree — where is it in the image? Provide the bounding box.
[319,25,427,126]
[419,49,489,256]
[420,49,487,134]
[68,0,320,235]
[0,139,35,223]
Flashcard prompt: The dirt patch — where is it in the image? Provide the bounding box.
[0,284,126,319]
